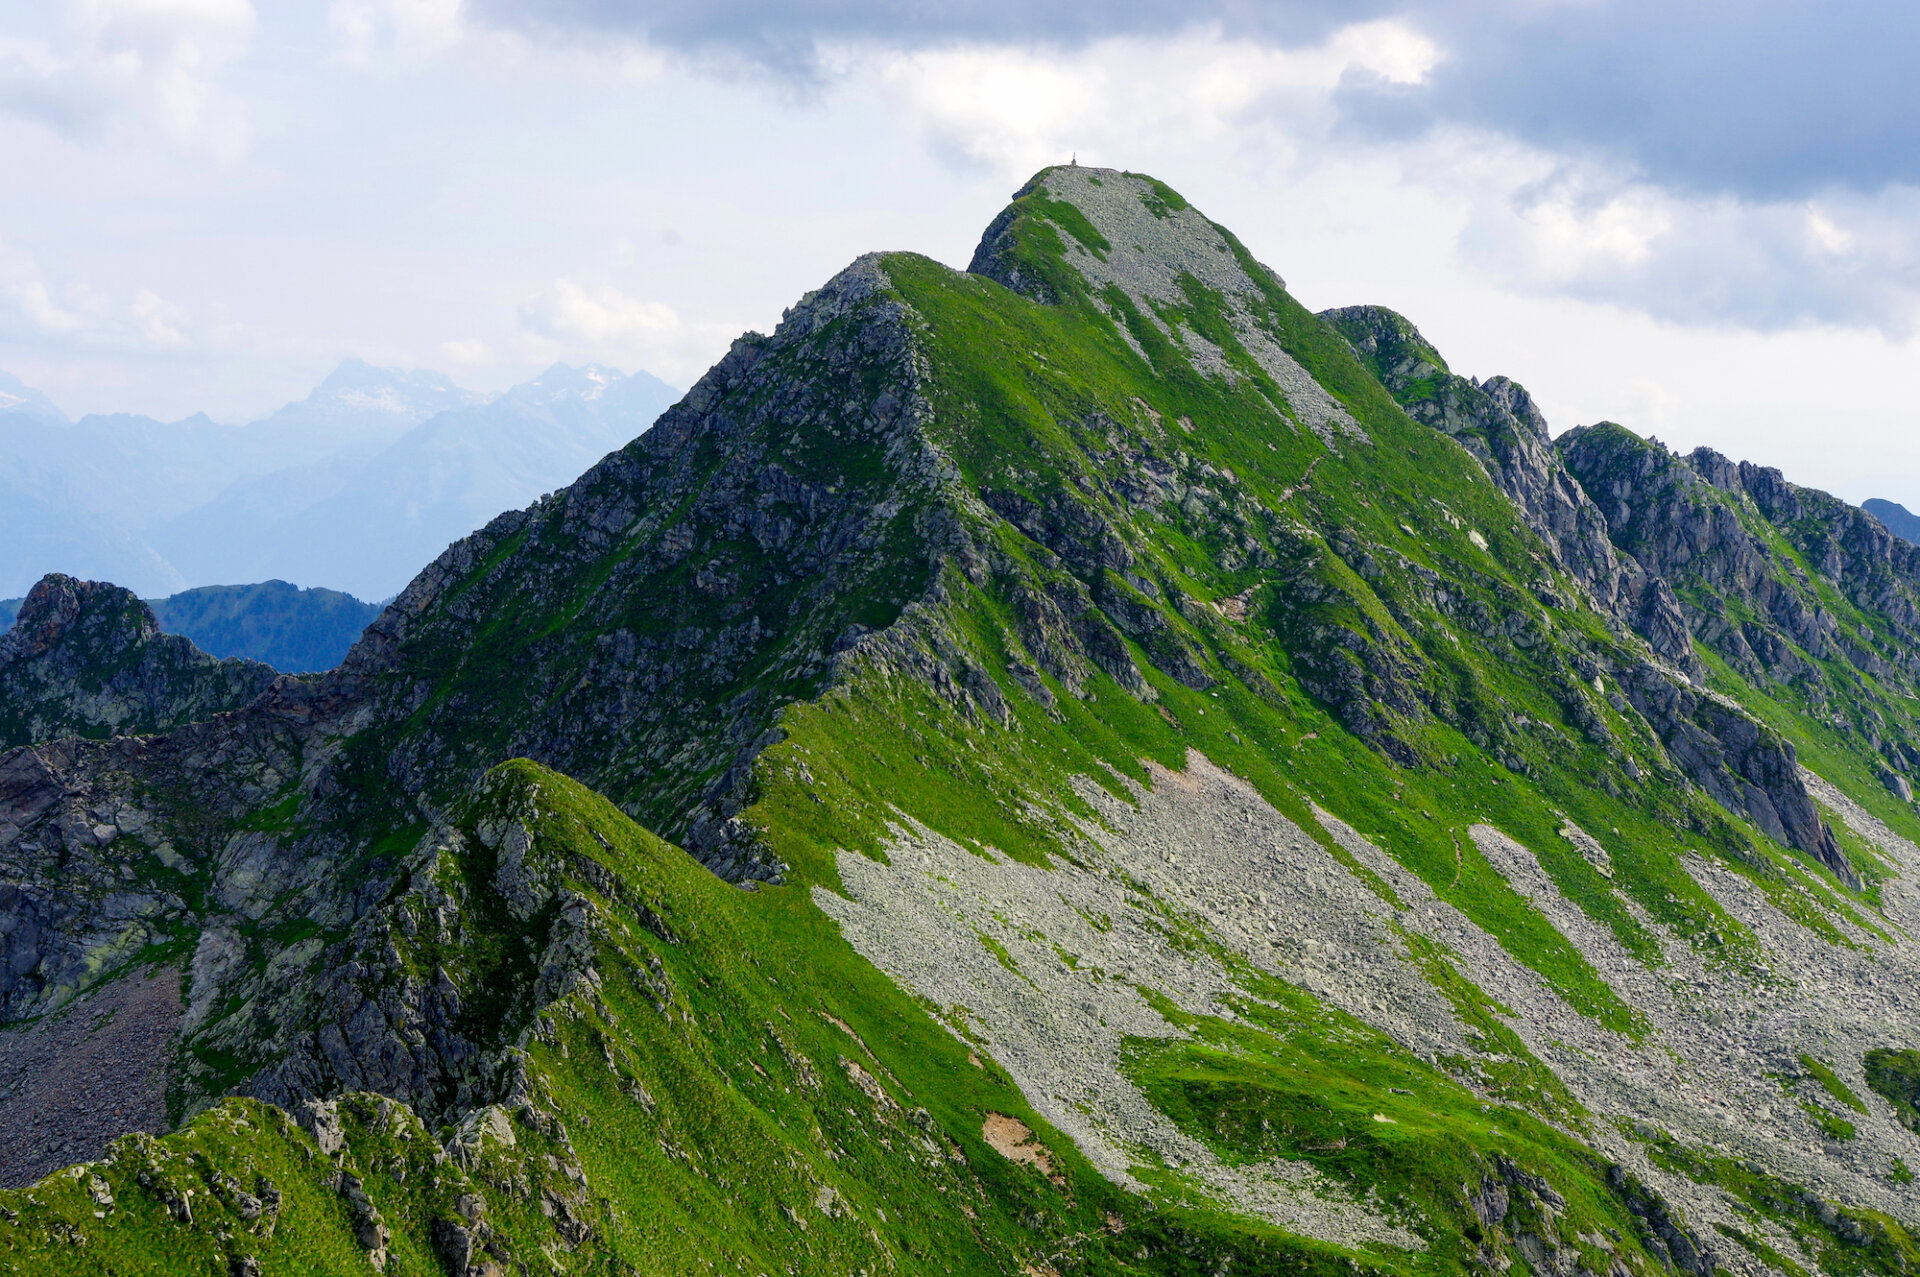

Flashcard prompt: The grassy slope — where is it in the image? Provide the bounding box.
[0,761,1695,1277]
[754,239,1862,1016]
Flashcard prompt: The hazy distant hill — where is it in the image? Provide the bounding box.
[0,371,68,426]
[0,360,676,598]
[2,579,382,673]
[149,581,383,673]
[1865,497,1920,545]
[151,363,678,599]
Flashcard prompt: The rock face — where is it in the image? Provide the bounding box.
[1614,661,1853,885]
[1324,306,1845,875]
[1561,426,1920,804]
[326,256,962,876]
[0,574,278,748]
[7,165,1920,1274]
[1321,305,1695,672]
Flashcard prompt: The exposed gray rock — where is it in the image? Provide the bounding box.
[972,166,1367,446]
[1320,304,1697,675]
[294,1099,345,1156]
[335,1170,391,1267]
[825,749,1920,1255]
[0,964,179,1188]
[1318,308,1856,878]
[1616,662,1853,885]
[0,574,278,749]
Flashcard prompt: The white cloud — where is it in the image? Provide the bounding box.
[872,23,1438,178]
[129,287,190,348]
[0,247,86,336]
[0,243,197,351]
[1448,147,1920,333]
[440,338,493,366]
[1491,168,1675,277]
[521,279,679,346]
[862,19,1920,337]
[517,278,731,382]
[329,0,464,64]
[325,0,668,79]
[0,0,254,154]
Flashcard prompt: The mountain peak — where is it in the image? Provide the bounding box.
[0,370,69,427]
[0,572,278,746]
[233,358,487,456]
[302,357,476,419]
[506,361,626,405]
[969,166,1283,309]
[1320,304,1452,388]
[967,165,1360,447]
[1,573,158,659]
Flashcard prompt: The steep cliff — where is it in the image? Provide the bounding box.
[1562,425,1920,820]
[1323,305,1847,881]
[1320,305,1696,671]
[0,573,278,748]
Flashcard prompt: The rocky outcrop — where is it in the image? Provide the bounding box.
[245,800,606,1128]
[321,255,973,882]
[1561,424,1920,804]
[1321,305,1697,675]
[0,574,278,748]
[1319,308,1872,876]
[1604,1166,1716,1277]
[1616,662,1854,885]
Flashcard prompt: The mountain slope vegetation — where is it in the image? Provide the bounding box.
[3,167,1920,1277]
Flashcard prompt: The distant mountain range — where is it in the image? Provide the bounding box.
[0,579,382,673]
[0,359,679,599]
[1865,497,1920,546]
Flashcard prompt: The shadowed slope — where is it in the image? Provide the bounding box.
[0,573,278,748]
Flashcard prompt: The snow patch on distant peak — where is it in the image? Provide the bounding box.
[329,386,418,415]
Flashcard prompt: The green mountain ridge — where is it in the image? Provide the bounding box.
[3,166,1920,1276]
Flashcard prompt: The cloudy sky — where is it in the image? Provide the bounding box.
[4,0,1919,504]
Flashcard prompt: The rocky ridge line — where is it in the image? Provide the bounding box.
[0,574,279,749]
[1323,305,1853,882]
